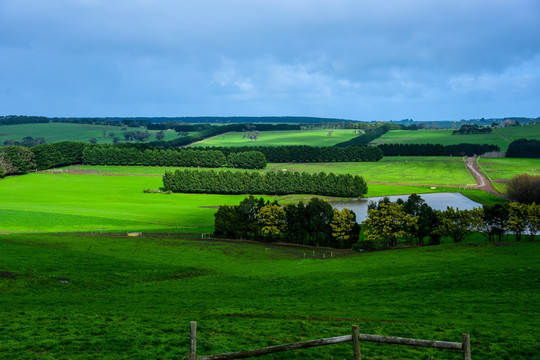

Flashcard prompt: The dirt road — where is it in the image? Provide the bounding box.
[465,157,509,200]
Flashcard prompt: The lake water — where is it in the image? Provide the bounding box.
[331,192,481,222]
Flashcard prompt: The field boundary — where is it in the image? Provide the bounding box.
[189,322,471,360]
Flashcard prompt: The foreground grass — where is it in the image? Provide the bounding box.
[0,123,179,145]
[190,129,358,147]
[0,234,538,359]
[373,124,540,151]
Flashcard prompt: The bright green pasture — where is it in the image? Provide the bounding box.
[0,172,253,233]
[190,129,358,147]
[373,123,540,151]
[0,234,538,359]
[0,123,179,145]
[268,157,476,187]
[478,157,540,194]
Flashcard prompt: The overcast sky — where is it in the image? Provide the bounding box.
[1,0,539,121]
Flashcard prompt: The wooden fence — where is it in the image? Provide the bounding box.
[189,321,471,359]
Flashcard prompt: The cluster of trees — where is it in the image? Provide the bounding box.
[453,124,492,135]
[507,173,540,204]
[0,146,36,177]
[3,136,46,147]
[334,123,395,147]
[214,196,359,248]
[123,131,152,142]
[81,146,267,169]
[0,115,49,125]
[362,195,540,248]
[506,139,540,158]
[163,169,367,197]
[198,145,383,162]
[378,143,500,157]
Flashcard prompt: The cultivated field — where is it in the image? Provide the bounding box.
[0,234,538,359]
[190,129,358,147]
[0,123,179,145]
[372,123,540,151]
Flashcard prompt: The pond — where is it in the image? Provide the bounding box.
[331,192,482,222]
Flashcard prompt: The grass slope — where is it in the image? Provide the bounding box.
[0,123,179,145]
[269,156,476,186]
[0,234,538,359]
[478,157,540,194]
[373,124,540,151]
[190,129,358,147]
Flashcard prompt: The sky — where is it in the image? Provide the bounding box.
[1,0,539,121]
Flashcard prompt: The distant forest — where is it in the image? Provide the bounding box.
[1,115,539,128]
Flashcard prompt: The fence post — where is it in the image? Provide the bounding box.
[352,325,361,360]
[190,321,197,360]
[462,333,471,360]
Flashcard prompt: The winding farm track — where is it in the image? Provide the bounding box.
[465,157,509,200]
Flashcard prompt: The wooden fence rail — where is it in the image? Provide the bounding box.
[189,321,471,360]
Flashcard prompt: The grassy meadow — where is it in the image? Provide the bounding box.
[0,156,508,234]
[0,123,180,145]
[372,123,540,151]
[477,157,540,194]
[190,129,358,147]
[269,156,476,186]
[0,233,538,359]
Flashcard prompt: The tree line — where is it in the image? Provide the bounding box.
[362,195,540,249]
[376,143,501,157]
[162,169,368,197]
[334,123,395,147]
[81,146,267,169]
[196,145,383,162]
[214,196,359,248]
[0,115,49,126]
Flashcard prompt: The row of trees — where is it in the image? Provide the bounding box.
[377,143,501,157]
[334,123,394,147]
[506,139,540,158]
[214,196,359,248]
[0,115,49,125]
[363,195,540,248]
[81,146,268,169]
[163,169,368,197]
[198,145,383,162]
[0,146,36,177]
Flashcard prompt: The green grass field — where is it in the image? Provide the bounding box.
[190,129,358,147]
[0,158,502,234]
[0,233,538,359]
[0,123,180,145]
[269,156,476,186]
[372,123,540,151]
[478,157,540,194]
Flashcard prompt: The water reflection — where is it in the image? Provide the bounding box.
[331,192,481,222]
